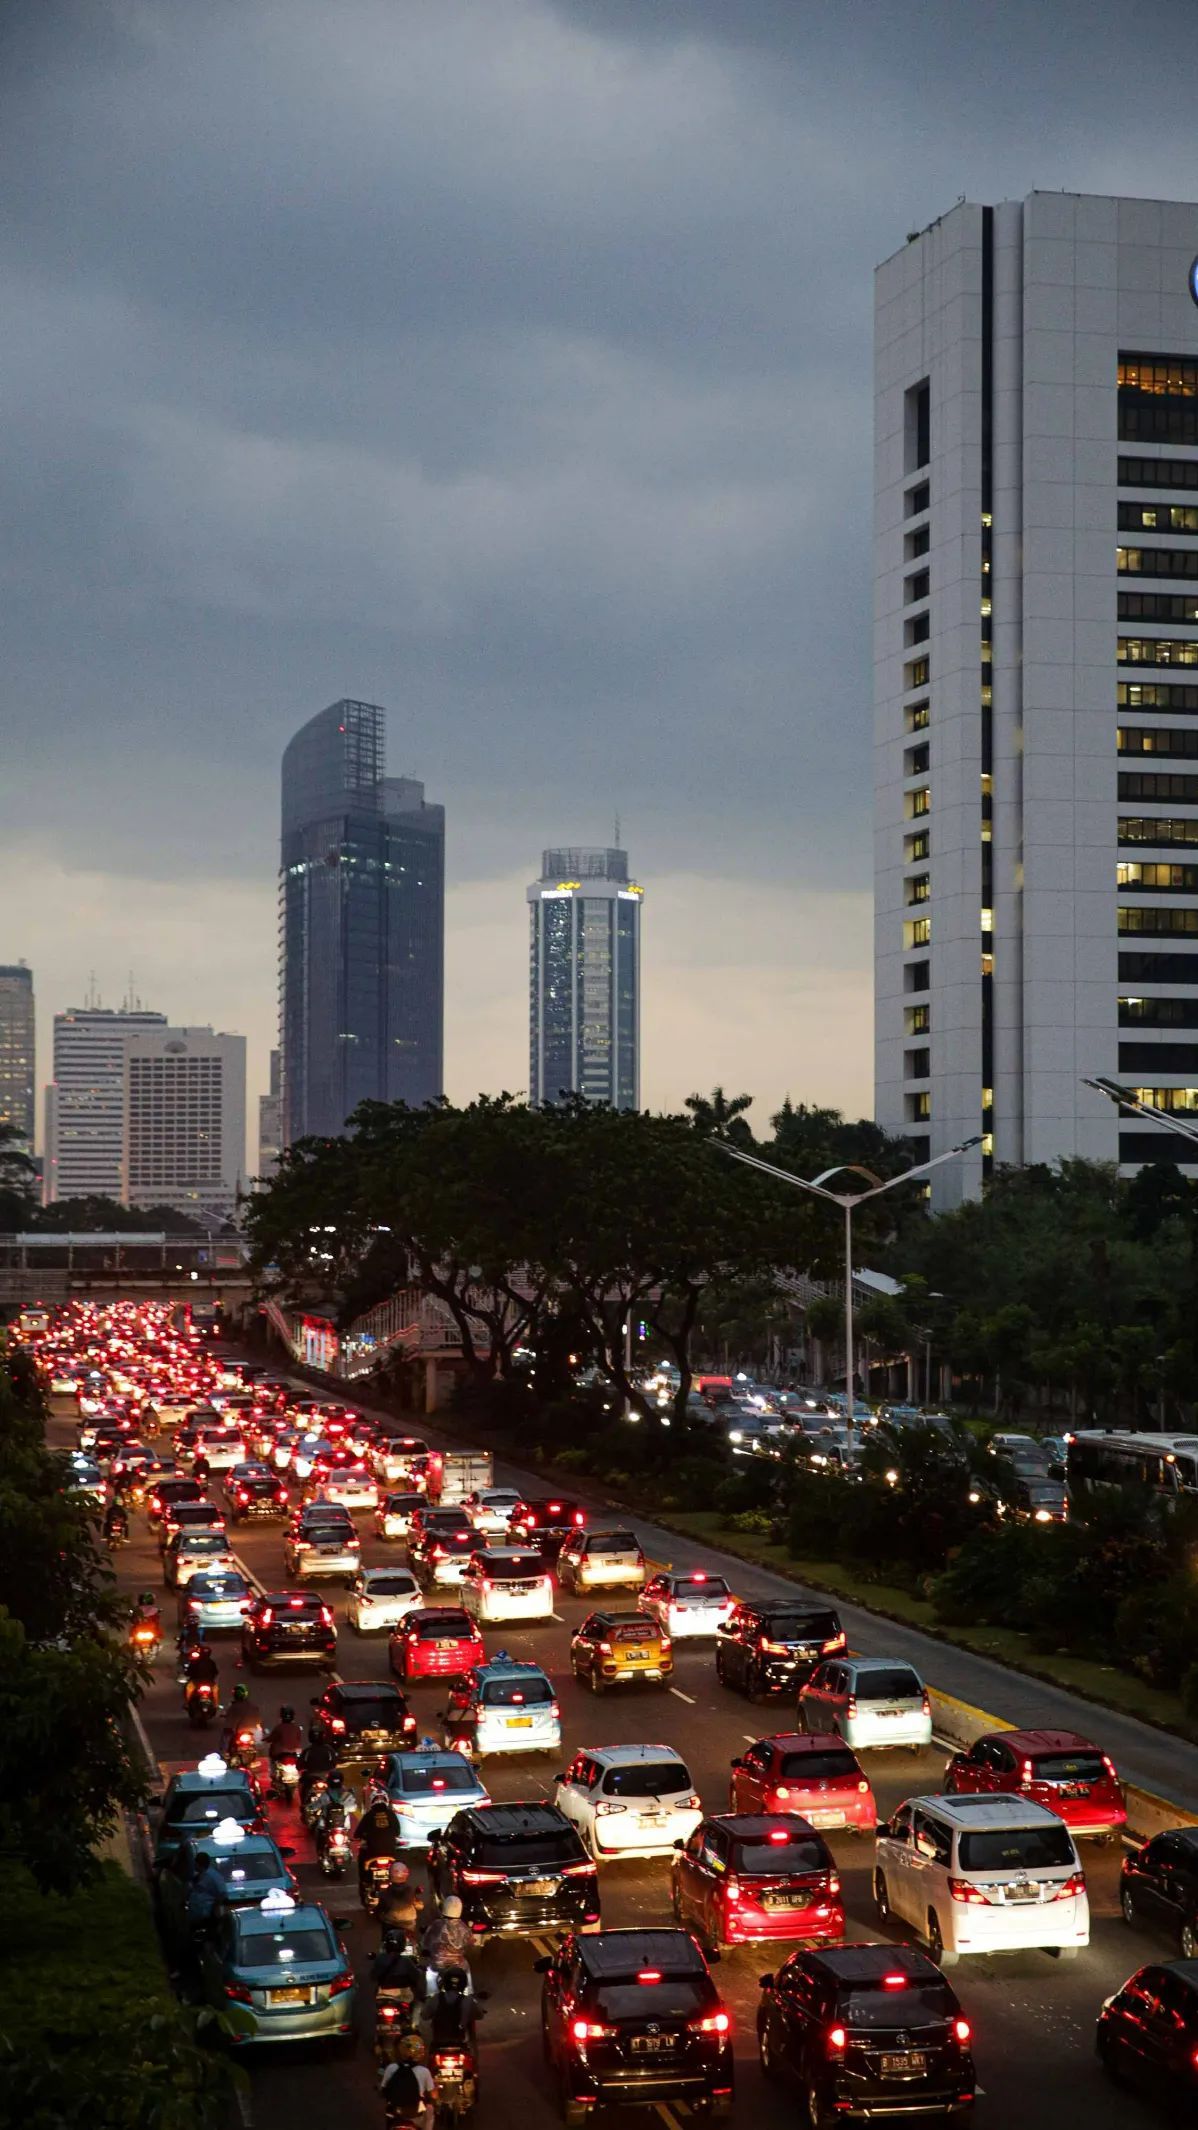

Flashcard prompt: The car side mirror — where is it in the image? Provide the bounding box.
[554,1772,567,1784]
[758,1972,775,1990]
[533,1956,553,1974]
[706,1948,720,1963]
[878,1819,893,1839]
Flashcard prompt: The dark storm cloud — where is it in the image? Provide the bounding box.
[3,0,1198,910]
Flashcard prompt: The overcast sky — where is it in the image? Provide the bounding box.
[5,0,1197,1153]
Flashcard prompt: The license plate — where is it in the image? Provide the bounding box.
[808,1811,846,1828]
[269,1986,311,2005]
[637,1811,664,1824]
[526,1877,559,1896]
[765,1891,810,1910]
[507,1716,534,1728]
[1060,1784,1089,1798]
[436,1640,459,1651]
[881,2052,926,2076]
[632,2034,674,2054]
[878,1708,905,1718]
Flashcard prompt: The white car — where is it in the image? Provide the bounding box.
[460,1548,555,1623]
[638,1570,735,1639]
[315,1466,379,1511]
[799,1656,932,1753]
[50,1371,81,1395]
[557,1527,646,1594]
[375,1490,426,1541]
[384,1747,490,1849]
[346,1567,422,1633]
[874,1795,1089,1962]
[194,1430,247,1472]
[554,1743,702,1861]
[464,1487,524,1538]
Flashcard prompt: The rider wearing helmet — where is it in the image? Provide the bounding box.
[103,1496,129,1541]
[355,1787,403,1897]
[132,1589,162,1635]
[372,1923,427,2004]
[267,1704,304,1757]
[423,1894,471,1979]
[377,1856,425,1940]
[220,1680,263,1756]
[379,2031,434,2127]
[421,1963,481,2051]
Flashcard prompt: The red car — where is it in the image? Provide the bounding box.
[729,1732,876,1835]
[390,1607,485,1684]
[671,1813,843,1948]
[943,1727,1126,1840]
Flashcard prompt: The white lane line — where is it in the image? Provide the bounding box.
[230,1552,265,1596]
[235,2082,254,2127]
[669,1687,696,1704]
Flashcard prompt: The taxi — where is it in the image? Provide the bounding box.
[156,1819,297,1958]
[382,1743,491,1849]
[152,1755,262,1865]
[444,1654,562,1762]
[195,1889,356,2046]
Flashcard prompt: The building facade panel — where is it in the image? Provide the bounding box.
[527,848,641,1110]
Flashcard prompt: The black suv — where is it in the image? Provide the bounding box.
[756,1943,975,2123]
[715,1600,845,1699]
[429,1802,599,1943]
[309,1679,416,1758]
[240,1589,337,1669]
[223,1464,289,1520]
[539,1928,733,2124]
[509,1498,586,1562]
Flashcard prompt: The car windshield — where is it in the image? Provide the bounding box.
[482,1676,553,1706]
[170,1791,252,1826]
[763,1611,839,1641]
[342,1698,402,1730]
[594,1980,710,2021]
[486,1557,544,1582]
[365,1576,417,1596]
[958,1825,1076,1871]
[733,1834,827,1873]
[1029,1751,1107,1783]
[855,1668,922,1701]
[841,1983,952,2029]
[477,1830,580,1867]
[603,1761,690,1798]
[779,1750,859,1782]
[673,1577,729,1600]
[216,1851,281,1885]
[396,1763,478,1797]
[236,1924,334,1964]
[413,1616,471,1640]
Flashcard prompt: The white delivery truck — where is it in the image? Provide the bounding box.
[436,1449,494,1505]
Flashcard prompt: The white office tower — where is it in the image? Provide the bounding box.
[45,1004,167,1202]
[527,848,643,1108]
[122,1026,247,1223]
[875,192,1198,1205]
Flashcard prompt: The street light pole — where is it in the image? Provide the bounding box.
[713,1136,982,1459]
[1082,1076,1198,1148]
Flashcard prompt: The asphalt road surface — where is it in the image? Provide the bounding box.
[59,1380,1187,2130]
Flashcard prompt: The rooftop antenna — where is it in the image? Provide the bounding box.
[614,811,621,849]
[86,970,99,1009]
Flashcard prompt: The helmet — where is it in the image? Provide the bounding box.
[389,1860,411,1887]
[440,1965,468,1994]
[327,1769,344,1792]
[279,1705,295,1722]
[232,1682,249,1703]
[382,1926,410,1954]
[139,1591,155,1607]
[397,2035,426,2064]
[440,1894,463,1920]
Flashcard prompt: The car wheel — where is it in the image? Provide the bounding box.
[589,1666,604,1696]
[1182,1920,1198,1961]
[874,1870,890,1923]
[559,2072,587,2128]
[1120,1887,1137,1927]
[758,2019,780,2083]
[805,2081,830,2129]
[1053,1946,1078,1962]
[1096,2029,1124,2085]
[927,1911,958,1967]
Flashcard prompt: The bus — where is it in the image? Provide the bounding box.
[1067,1429,1198,1499]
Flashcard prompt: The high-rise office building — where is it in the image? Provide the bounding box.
[257,1048,282,1184]
[122,1026,246,1222]
[0,963,35,1151]
[279,700,445,1144]
[875,191,1198,1205]
[527,847,642,1108]
[45,1003,167,1203]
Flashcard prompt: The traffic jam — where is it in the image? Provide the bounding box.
[27,1298,1198,2129]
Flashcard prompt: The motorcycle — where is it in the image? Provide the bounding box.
[225,1726,262,1773]
[129,1618,162,1659]
[373,1986,418,2065]
[301,1775,329,1830]
[317,1806,351,1878]
[105,1522,130,1550]
[361,1851,395,1915]
[271,1755,301,1804]
[431,2046,477,2123]
[185,1680,219,1729]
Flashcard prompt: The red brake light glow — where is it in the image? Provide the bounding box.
[691,1571,707,1583]
[259,1607,273,1626]
[289,1596,304,1609]
[882,1974,907,1990]
[694,2012,731,2034]
[769,1827,789,1844]
[954,2018,971,2044]
[637,1971,662,1984]
[828,2025,847,2052]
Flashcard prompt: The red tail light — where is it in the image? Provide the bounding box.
[948,1876,994,1906]
[321,1606,334,1626]
[572,2019,609,2042]
[328,1970,354,1996]
[561,1860,597,1876]
[330,1716,346,1732]
[1052,1871,1086,1900]
[225,1982,254,2004]
[846,1696,858,1717]
[574,1512,585,1525]
[259,1607,274,1627]
[827,2025,847,2053]
[461,1868,506,1884]
[954,2018,971,2044]
[693,2012,731,2035]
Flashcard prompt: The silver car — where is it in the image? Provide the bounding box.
[799,1656,932,1753]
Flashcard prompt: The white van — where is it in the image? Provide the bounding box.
[874,1794,1088,1965]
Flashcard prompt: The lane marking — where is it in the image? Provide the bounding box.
[235,2082,254,2127]
[669,1687,696,1704]
[742,1734,759,1745]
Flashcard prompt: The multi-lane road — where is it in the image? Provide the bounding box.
[55,1368,1188,2130]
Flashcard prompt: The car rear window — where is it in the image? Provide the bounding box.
[427,1509,472,1529]
[217,1851,281,1886]
[171,1791,253,1826]
[366,1575,418,1596]
[594,1980,710,2021]
[764,1611,839,1641]
[179,1533,229,1554]
[1029,1751,1107,1784]
[412,1614,471,1640]
[957,1825,1076,1871]
[610,1621,656,1641]
[778,1749,859,1782]
[481,1675,553,1706]
[343,1697,403,1728]
[602,1761,691,1798]
[855,1668,922,1701]
[673,1577,730,1599]
[841,1983,953,2028]
[190,1575,249,1598]
[384,1493,424,1511]
[592,1532,639,1552]
[396,1763,478,1797]
[486,1556,545,1582]
[732,1833,827,1874]
[236,1923,334,1963]
[477,1828,580,1868]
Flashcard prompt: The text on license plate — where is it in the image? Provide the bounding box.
[507,1716,534,1727]
[632,2034,675,2053]
[881,2052,926,2076]
[269,1986,311,2005]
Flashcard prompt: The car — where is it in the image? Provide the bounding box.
[1011,1477,1069,1523]
[556,1528,647,1594]
[158,1498,226,1553]
[756,1942,975,2122]
[639,1570,736,1639]
[389,1607,486,1686]
[68,1456,107,1505]
[156,1822,297,1956]
[346,1566,422,1633]
[223,1465,290,1521]
[555,1744,702,1862]
[381,1745,491,1848]
[375,1489,427,1541]
[288,1433,335,1480]
[539,1927,732,2123]
[407,1503,473,1560]
[164,1527,237,1590]
[309,1679,417,1757]
[180,1567,255,1633]
[1097,1958,1198,2103]
[192,1428,248,1471]
[508,1496,588,1561]
[306,1459,378,1510]
[942,1727,1126,1840]
[799,1657,932,1754]
[146,1473,205,1522]
[729,1733,877,1834]
[371,1433,433,1487]
[152,1755,262,1864]
[1122,1828,1198,1957]
[463,1486,524,1537]
[875,1793,1088,1964]
[241,1589,337,1669]
[570,1611,673,1694]
[989,1431,1044,1461]
[444,1655,561,1761]
[431,1801,599,1944]
[673,1812,844,1950]
[195,1889,357,2047]
[715,1600,846,1699]
[413,1525,476,1587]
[282,1504,361,1582]
[460,1547,555,1623]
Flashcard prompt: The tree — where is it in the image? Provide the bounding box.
[684,1087,756,1147]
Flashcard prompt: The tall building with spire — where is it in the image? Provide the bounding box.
[527,846,642,1108]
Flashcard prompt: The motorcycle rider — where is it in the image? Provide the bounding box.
[103,1496,129,1544]
[423,1895,472,1991]
[372,1924,427,2006]
[220,1680,263,1759]
[131,1589,162,1639]
[192,1451,211,1487]
[298,1732,338,1817]
[185,1848,228,1933]
[312,1767,358,1853]
[379,2032,435,2130]
[267,1703,304,1758]
[421,1963,481,2052]
[355,1787,403,1901]
[377,1858,425,1942]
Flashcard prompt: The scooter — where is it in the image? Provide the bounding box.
[373,1986,419,2065]
[271,1755,301,1804]
[361,1852,395,1914]
[317,1807,351,1878]
[185,1681,219,1729]
[129,1618,162,1660]
[301,1774,329,1830]
[431,2046,477,2124]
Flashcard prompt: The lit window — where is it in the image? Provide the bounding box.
[980,908,994,931]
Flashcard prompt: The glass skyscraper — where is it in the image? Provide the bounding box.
[527,847,642,1109]
[0,962,35,1151]
[279,699,444,1144]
